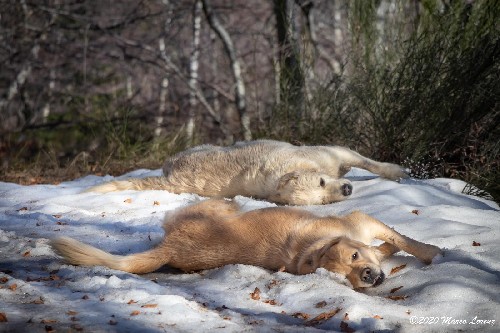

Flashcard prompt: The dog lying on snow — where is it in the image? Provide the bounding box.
[86,140,407,205]
[51,199,441,289]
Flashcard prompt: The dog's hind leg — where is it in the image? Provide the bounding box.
[329,147,407,180]
[51,237,170,274]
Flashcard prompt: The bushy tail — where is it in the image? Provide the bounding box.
[50,237,169,274]
[85,177,174,193]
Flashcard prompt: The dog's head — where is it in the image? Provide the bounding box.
[297,237,385,288]
[271,171,353,205]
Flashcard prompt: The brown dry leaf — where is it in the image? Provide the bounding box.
[23,251,31,257]
[411,209,419,215]
[315,301,327,308]
[52,214,62,219]
[267,279,279,289]
[340,320,355,333]
[292,312,310,320]
[17,207,28,212]
[67,310,78,315]
[343,313,350,321]
[9,283,17,291]
[250,287,261,300]
[0,277,8,284]
[373,315,383,319]
[472,241,481,246]
[390,286,404,294]
[127,299,137,304]
[32,297,45,304]
[56,221,68,225]
[124,198,132,204]
[406,310,411,315]
[0,313,7,322]
[264,299,278,306]
[307,307,342,326]
[130,310,141,316]
[389,264,407,275]
[41,319,58,324]
[386,295,408,301]
[153,201,160,206]
[141,304,158,308]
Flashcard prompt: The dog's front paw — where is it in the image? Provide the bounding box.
[420,244,442,265]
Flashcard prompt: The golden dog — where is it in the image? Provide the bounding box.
[51,200,441,288]
[86,140,407,205]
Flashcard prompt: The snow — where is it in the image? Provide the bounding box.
[1,168,499,332]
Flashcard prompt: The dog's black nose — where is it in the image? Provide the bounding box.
[361,268,385,286]
[341,183,353,196]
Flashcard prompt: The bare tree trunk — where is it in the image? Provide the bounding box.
[187,0,203,143]
[201,0,251,141]
[273,0,305,127]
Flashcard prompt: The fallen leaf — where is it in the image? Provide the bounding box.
[307,308,342,326]
[0,277,8,284]
[343,313,350,321]
[56,221,68,225]
[31,297,45,304]
[67,310,78,315]
[9,283,17,291]
[0,313,7,322]
[250,287,261,300]
[340,320,355,333]
[17,207,28,212]
[373,315,383,319]
[472,241,481,246]
[141,304,158,308]
[52,214,62,219]
[23,251,31,257]
[124,198,132,204]
[411,209,419,215]
[315,301,327,308]
[264,299,278,305]
[130,310,141,316]
[386,295,408,301]
[406,310,411,315]
[390,286,404,294]
[127,299,137,304]
[41,319,57,324]
[153,201,160,206]
[267,279,279,289]
[82,295,89,300]
[389,264,407,275]
[292,312,310,320]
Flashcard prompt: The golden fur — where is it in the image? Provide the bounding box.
[86,140,407,205]
[51,199,441,289]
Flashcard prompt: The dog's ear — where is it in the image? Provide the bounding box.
[297,238,341,274]
[277,172,300,189]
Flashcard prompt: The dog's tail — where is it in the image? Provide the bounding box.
[85,177,174,193]
[50,237,170,274]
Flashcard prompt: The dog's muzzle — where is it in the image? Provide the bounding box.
[361,268,385,286]
[341,183,353,196]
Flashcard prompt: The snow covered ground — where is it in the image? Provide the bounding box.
[0,168,499,332]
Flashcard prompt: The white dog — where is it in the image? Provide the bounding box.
[87,140,407,205]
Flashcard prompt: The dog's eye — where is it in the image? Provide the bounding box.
[352,252,358,261]
[319,178,326,187]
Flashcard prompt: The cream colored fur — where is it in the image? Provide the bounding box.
[51,199,441,289]
[86,140,407,205]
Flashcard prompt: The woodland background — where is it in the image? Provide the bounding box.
[0,0,498,201]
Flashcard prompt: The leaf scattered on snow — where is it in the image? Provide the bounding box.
[389,264,407,275]
[124,198,132,204]
[390,286,404,293]
[386,295,408,301]
[315,301,327,308]
[0,313,7,322]
[141,304,158,308]
[306,307,342,326]
[250,287,261,300]
[472,241,481,246]
[292,312,310,320]
[130,310,141,316]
